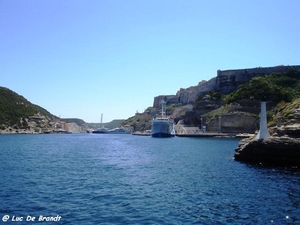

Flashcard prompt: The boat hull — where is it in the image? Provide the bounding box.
[152,132,174,138]
[92,130,108,134]
[107,131,130,134]
[151,120,174,138]
[107,127,130,134]
[92,128,108,134]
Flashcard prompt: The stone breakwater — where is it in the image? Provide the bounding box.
[234,137,300,167]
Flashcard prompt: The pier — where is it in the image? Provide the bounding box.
[132,126,254,138]
[176,133,235,138]
[174,125,253,138]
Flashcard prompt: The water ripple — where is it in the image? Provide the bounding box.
[1,134,300,224]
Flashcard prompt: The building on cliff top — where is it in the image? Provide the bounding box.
[216,65,300,94]
[153,65,300,108]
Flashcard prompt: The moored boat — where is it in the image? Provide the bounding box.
[151,100,175,138]
[92,127,109,134]
[107,127,131,134]
[92,113,109,134]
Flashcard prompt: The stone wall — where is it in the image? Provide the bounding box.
[216,65,300,94]
[176,77,217,105]
[205,113,258,133]
[153,65,300,107]
[153,95,178,108]
[153,77,217,107]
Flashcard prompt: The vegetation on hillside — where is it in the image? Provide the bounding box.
[267,98,300,127]
[224,69,300,104]
[122,70,300,131]
[201,104,233,122]
[2,68,299,133]
[122,108,155,131]
[197,91,223,101]
[199,69,300,125]
[88,119,124,129]
[62,118,86,126]
[0,87,56,128]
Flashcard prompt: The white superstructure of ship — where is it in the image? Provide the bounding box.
[92,113,109,133]
[151,100,175,138]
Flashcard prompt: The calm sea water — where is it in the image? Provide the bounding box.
[0,134,300,225]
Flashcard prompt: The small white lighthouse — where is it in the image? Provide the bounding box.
[256,102,270,140]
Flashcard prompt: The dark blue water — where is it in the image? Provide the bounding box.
[0,134,300,224]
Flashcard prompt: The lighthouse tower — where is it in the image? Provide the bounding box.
[256,102,270,140]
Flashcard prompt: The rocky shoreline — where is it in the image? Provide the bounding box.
[0,129,74,134]
[234,136,300,167]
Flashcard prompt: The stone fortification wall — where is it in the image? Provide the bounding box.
[153,65,300,107]
[216,65,300,94]
[176,77,217,104]
[153,95,177,108]
[205,113,257,133]
[153,77,217,107]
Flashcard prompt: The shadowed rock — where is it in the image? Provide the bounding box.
[234,137,300,167]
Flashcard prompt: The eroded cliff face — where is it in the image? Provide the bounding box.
[216,65,300,94]
[149,66,300,134]
[234,137,300,166]
[154,66,300,107]
[193,95,223,115]
[176,79,216,105]
[172,104,200,127]
[271,99,300,138]
[234,99,300,166]
[0,113,55,134]
[153,95,178,108]
[170,96,259,134]
[153,78,218,108]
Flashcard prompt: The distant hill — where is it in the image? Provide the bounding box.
[0,86,125,133]
[0,87,58,131]
[87,119,124,129]
[61,118,87,126]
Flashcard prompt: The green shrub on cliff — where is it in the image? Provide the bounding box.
[122,112,152,132]
[0,87,56,127]
[224,70,300,104]
[197,91,223,101]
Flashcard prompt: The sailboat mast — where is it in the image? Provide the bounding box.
[161,100,165,118]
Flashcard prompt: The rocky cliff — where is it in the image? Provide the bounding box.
[234,136,300,167]
[150,65,300,134]
[153,65,300,107]
[271,98,300,137]
[0,87,87,134]
[1,113,56,134]
[0,87,58,133]
[216,65,300,94]
[133,66,300,133]
[153,77,218,108]
[234,98,300,166]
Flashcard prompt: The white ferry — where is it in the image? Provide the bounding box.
[151,101,175,138]
[107,127,131,134]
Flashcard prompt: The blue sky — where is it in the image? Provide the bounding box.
[1,0,299,123]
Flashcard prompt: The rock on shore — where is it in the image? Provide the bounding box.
[234,137,300,167]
